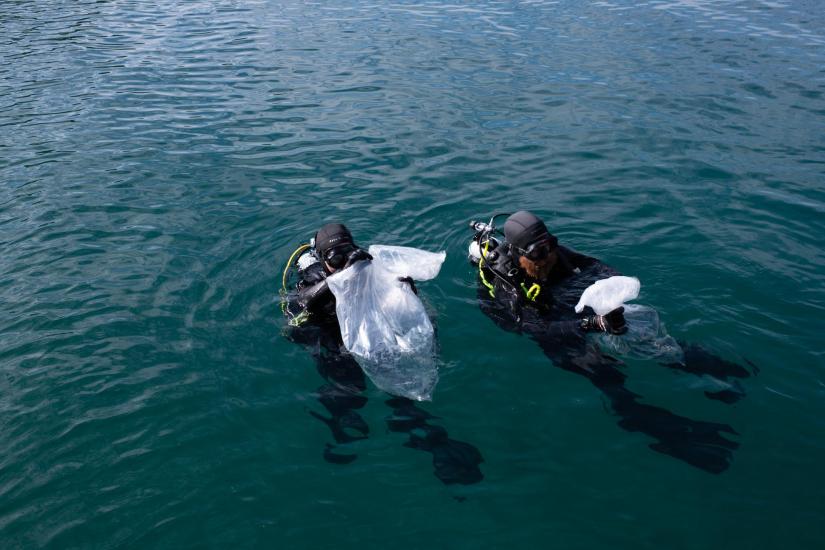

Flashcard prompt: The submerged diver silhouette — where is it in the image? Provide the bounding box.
[286,320,483,484]
[284,223,483,485]
[471,211,752,473]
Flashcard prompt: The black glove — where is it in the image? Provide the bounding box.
[581,306,627,335]
[343,248,373,269]
[398,276,418,295]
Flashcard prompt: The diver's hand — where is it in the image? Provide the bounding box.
[597,306,627,335]
[343,248,372,269]
[582,307,627,335]
[398,276,418,295]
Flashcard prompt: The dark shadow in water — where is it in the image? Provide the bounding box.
[665,341,756,404]
[385,397,484,485]
[287,322,484,484]
[480,288,742,474]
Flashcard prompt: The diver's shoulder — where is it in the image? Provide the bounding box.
[299,261,327,285]
[558,245,598,266]
[558,245,623,277]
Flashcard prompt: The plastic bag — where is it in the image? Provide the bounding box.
[325,245,446,401]
[367,245,446,280]
[595,304,684,363]
[574,275,640,315]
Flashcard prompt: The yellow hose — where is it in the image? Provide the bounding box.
[281,243,311,293]
[478,238,496,298]
[280,244,311,314]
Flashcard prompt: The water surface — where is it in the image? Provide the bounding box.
[2,1,824,548]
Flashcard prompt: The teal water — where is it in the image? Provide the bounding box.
[2,0,825,547]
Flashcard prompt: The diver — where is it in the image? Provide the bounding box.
[469,211,753,473]
[282,222,483,485]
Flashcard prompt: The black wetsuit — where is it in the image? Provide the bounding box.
[286,253,484,485]
[480,243,611,338]
[476,240,751,474]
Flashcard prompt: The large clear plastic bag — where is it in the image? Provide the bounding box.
[325,245,446,401]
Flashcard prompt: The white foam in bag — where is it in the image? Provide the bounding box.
[574,275,640,315]
[326,246,446,401]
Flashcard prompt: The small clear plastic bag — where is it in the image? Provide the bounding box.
[576,276,682,362]
[325,245,446,400]
[595,304,684,363]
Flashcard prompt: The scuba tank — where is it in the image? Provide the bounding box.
[296,250,319,271]
[468,220,501,265]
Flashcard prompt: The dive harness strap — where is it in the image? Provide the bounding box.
[478,237,541,302]
[478,238,496,298]
[287,310,310,327]
[520,282,541,301]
